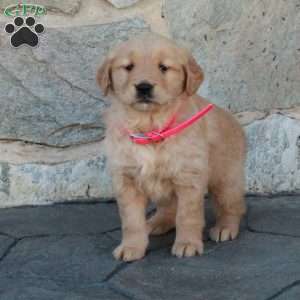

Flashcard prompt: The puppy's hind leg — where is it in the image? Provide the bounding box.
[147,198,176,235]
[209,175,246,242]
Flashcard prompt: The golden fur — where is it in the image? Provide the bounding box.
[97,33,246,261]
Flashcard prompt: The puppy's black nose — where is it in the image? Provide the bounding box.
[135,82,154,99]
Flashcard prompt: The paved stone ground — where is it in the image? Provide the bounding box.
[0,196,299,300]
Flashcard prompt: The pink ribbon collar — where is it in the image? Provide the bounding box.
[127,103,214,145]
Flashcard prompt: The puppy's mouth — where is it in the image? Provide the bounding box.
[137,95,155,104]
[133,97,159,111]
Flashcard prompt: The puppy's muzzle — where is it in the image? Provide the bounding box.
[135,81,154,103]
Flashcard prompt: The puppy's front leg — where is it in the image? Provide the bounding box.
[172,185,205,258]
[113,175,148,262]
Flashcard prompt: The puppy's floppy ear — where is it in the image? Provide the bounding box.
[97,58,113,96]
[184,55,204,96]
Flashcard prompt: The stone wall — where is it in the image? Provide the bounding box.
[0,0,299,207]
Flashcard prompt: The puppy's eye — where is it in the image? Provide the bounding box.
[124,64,134,72]
[159,64,169,73]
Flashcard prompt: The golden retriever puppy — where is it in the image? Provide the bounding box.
[97,33,246,261]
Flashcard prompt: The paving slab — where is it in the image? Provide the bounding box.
[0,197,299,300]
[0,202,120,238]
[0,235,120,284]
[110,232,300,300]
[0,235,128,299]
[275,283,300,300]
[0,234,16,258]
[248,196,300,237]
[0,280,127,300]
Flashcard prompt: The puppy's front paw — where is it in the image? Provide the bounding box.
[209,224,239,242]
[171,240,204,258]
[113,244,146,262]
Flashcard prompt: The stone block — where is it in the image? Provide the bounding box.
[245,114,300,194]
[0,18,149,147]
[165,0,300,112]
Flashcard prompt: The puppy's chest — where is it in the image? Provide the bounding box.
[128,145,175,198]
[133,146,172,179]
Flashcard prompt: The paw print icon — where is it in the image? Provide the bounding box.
[4,16,45,48]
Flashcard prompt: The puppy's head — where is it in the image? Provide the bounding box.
[97,33,204,112]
